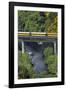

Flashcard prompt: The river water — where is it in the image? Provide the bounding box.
[24,41,47,73]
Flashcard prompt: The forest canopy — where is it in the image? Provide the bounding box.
[18,11,57,33]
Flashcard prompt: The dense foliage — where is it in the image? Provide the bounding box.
[18,51,35,79]
[43,47,53,57]
[44,47,57,77]
[18,11,57,32]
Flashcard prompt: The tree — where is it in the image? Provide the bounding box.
[18,51,35,79]
[43,47,53,57]
[43,47,57,77]
[46,55,57,75]
[44,12,57,33]
[18,11,57,33]
[18,11,41,32]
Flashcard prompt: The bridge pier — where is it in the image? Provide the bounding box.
[54,41,56,55]
[22,41,24,53]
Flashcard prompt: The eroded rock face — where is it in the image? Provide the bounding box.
[24,41,46,73]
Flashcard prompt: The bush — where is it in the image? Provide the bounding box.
[43,47,57,77]
[47,55,57,74]
[45,55,57,76]
[44,47,53,57]
[38,71,48,78]
[18,51,35,79]
[45,55,57,64]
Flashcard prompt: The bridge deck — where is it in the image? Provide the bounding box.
[18,32,57,37]
[18,32,57,41]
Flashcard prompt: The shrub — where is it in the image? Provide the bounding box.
[47,55,57,74]
[45,55,57,76]
[43,47,57,77]
[38,71,48,78]
[44,47,53,58]
[18,51,35,79]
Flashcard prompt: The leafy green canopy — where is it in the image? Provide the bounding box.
[18,51,35,79]
[18,11,57,33]
[44,47,57,76]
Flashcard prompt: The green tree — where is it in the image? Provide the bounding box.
[18,51,35,79]
[38,71,48,78]
[43,47,57,77]
[46,55,57,75]
[44,47,53,57]
[18,11,41,32]
[44,12,58,33]
[18,11,57,33]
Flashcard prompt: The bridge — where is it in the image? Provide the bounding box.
[18,32,57,36]
[18,32,57,55]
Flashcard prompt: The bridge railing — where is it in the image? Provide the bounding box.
[18,32,57,37]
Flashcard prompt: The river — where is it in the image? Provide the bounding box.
[24,41,47,73]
